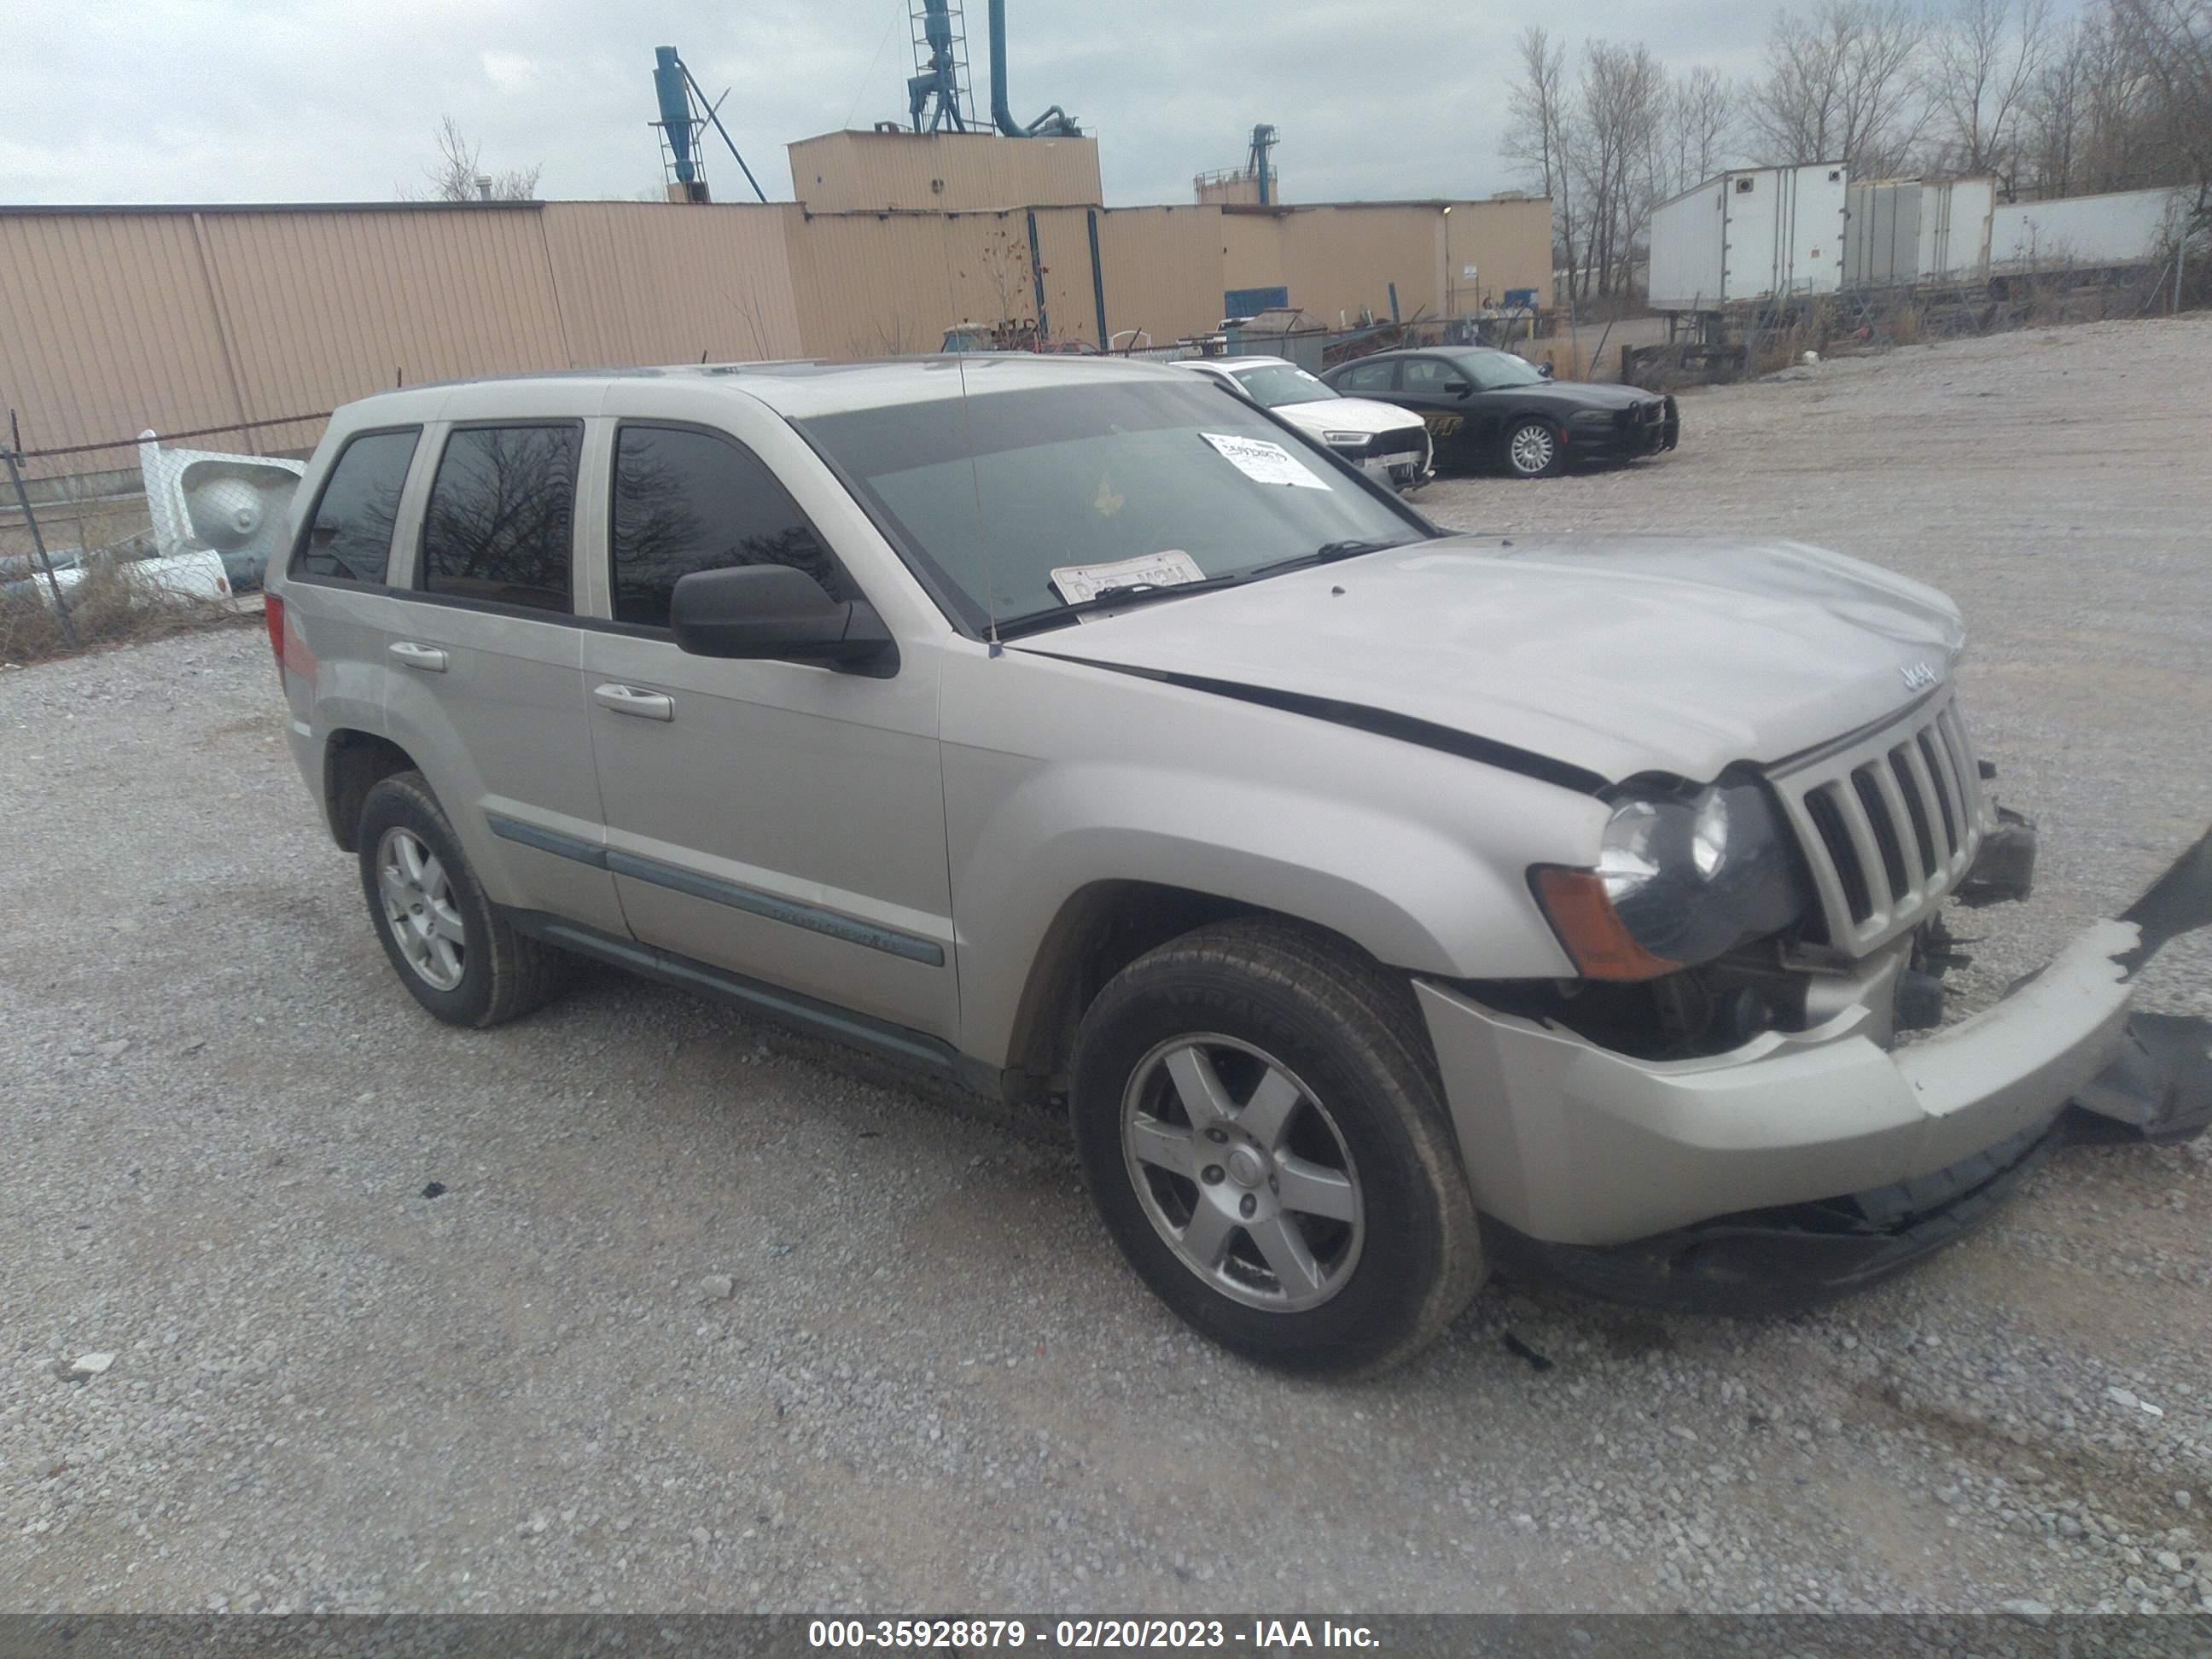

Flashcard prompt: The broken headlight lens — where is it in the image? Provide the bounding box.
[1594,781,1812,968]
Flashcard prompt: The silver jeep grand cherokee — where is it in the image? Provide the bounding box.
[268,355,2210,1374]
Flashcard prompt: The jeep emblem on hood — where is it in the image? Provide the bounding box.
[1901,661,1941,691]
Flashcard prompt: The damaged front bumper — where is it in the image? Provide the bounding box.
[1414,829,2212,1310]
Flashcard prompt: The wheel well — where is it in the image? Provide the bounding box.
[1000,882,1276,1104]
[323,731,419,853]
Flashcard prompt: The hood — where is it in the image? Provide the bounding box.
[1273,397,1426,438]
[1012,534,1965,788]
[1519,380,1655,410]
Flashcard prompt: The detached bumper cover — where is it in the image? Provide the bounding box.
[1417,918,2150,1249]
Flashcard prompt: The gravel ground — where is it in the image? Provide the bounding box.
[3,317,2209,1618]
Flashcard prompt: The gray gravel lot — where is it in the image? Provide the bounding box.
[3,317,2209,1617]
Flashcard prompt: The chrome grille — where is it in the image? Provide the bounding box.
[1772,693,1988,955]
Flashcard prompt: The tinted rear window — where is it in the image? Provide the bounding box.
[419,424,580,615]
[292,428,417,585]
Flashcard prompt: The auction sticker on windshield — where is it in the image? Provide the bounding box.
[1201,432,1333,491]
[1050,549,1207,604]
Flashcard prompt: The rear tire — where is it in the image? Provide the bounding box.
[357,771,565,1028]
[1504,418,1563,478]
[1070,917,1485,1376]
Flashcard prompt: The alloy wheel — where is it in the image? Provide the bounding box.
[375,827,466,991]
[1120,1033,1365,1312]
[1509,422,1557,475]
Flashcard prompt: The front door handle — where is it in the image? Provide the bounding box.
[389,641,447,672]
[593,683,675,722]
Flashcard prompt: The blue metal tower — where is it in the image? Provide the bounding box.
[908,1,975,132]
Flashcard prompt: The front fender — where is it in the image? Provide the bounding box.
[941,648,1599,1068]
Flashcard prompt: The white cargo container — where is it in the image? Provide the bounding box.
[1844,178,1921,287]
[1990,186,2187,274]
[1918,178,1995,283]
[1649,163,1848,312]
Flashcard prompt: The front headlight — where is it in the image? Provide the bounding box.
[1569,408,1614,426]
[1320,430,1370,447]
[1532,779,1812,981]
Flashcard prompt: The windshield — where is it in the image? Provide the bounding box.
[1458,350,1548,390]
[1228,364,1336,408]
[800,378,1423,633]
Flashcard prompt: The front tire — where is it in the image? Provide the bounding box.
[1504,418,1563,478]
[1071,918,1485,1375]
[357,771,565,1028]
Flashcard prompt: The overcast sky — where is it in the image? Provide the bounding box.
[0,0,1811,208]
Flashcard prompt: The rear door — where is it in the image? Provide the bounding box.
[380,411,625,936]
[281,425,422,752]
[576,402,958,1045]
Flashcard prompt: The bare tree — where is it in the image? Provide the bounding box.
[1750,0,1930,176]
[1662,66,1738,196]
[1504,28,1581,300]
[408,116,543,202]
[1572,40,1669,298]
[1929,0,2052,192]
[2108,0,2212,208]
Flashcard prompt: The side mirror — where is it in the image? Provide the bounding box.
[1445,380,1473,398]
[670,564,896,674]
[1540,362,1556,380]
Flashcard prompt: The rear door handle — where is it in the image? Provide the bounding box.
[389,642,447,672]
[593,683,675,722]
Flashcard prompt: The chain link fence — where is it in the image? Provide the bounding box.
[2,412,326,667]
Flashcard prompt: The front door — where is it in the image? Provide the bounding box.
[578,416,958,1044]
[1394,356,1483,467]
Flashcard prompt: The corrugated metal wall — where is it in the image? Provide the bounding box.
[2,189,1553,478]
[0,212,247,471]
[787,131,1103,212]
[1220,199,1553,326]
[539,202,806,366]
[195,206,572,458]
[783,205,1222,358]
[1090,207,1225,347]
[0,202,806,474]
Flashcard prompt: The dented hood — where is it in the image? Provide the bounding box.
[1016,534,1967,787]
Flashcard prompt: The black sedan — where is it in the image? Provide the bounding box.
[1320,347,1679,479]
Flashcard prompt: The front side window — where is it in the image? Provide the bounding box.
[418,424,579,615]
[609,425,842,630]
[1401,358,1462,391]
[292,428,417,585]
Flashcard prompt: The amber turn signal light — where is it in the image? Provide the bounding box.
[1530,866,1682,982]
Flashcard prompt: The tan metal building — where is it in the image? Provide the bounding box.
[787,129,1102,212]
[3,131,1551,476]
[0,201,809,473]
[1221,196,1554,327]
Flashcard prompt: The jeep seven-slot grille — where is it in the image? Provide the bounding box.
[1773,696,1986,955]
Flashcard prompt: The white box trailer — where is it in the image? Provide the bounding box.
[1845,178,1921,287]
[1843,176,1998,287]
[1919,178,1995,283]
[1649,163,1849,312]
[1990,185,2189,274]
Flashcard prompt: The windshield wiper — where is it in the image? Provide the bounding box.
[1246,537,1411,579]
[992,572,1254,637]
[992,539,1416,640]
